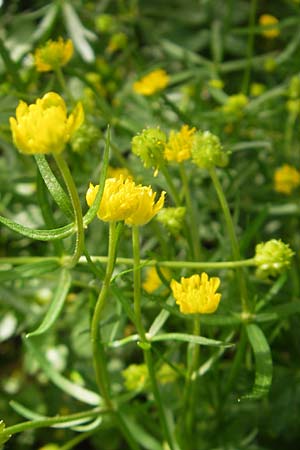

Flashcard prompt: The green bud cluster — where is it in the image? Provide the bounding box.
[191,130,228,169]
[70,123,102,154]
[157,207,186,234]
[254,239,294,279]
[131,127,166,173]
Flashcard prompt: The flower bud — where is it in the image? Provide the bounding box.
[132,127,166,174]
[191,131,228,170]
[70,123,101,154]
[254,239,294,279]
[156,207,186,234]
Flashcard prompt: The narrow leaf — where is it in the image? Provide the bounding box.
[151,332,232,347]
[0,261,59,282]
[244,324,273,399]
[24,337,100,405]
[27,269,71,337]
[35,155,73,219]
[0,214,74,241]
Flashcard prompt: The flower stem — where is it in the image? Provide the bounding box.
[161,164,181,206]
[209,167,249,312]
[91,222,139,450]
[242,0,258,94]
[132,226,176,450]
[54,154,84,268]
[55,67,73,101]
[179,164,201,260]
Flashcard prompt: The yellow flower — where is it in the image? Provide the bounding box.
[170,273,221,315]
[142,267,171,294]
[133,69,169,96]
[259,14,280,39]
[164,125,196,162]
[10,92,84,155]
[274,164,300,194]
[86,177,165,225]
[106,166,132,179]
[34,37,73,72]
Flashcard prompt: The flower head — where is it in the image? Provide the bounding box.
[164,125,196,162]
[191,130,228,169]
[254,239,294,279]
[34,38,73,72]
[86,177,165,226]
[10,92,84,155]
[259,14,280,39]
[170,273,221,315]
[250,83,266,97]
[156,206,186,234]
[208,79,224,90]
[222,93,248,116]
[142,267,171,294]
[107,166,132,179]
[274,164,300,195]
[133,69,169,96]
[132,127,166,174]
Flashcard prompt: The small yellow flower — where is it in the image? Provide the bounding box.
[133,69,169,96]
[170,273,221,315]
[34,37,73,72]
[259,14,280,39]
[106,166,132,179]
[86,177,165,226]
[10,92,84,155]
[274,164,300,194]
[164,125,196,162]
[142,267,171,294]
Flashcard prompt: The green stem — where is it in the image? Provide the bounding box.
[54,154,84,268]
[181,317,201,441]
[132,226,175,450]
[209,167,249,312]
[161,93,193,126]
[284,110,297,158]
[91,221,118,407]
[242,0,258,94]
[222,327,247,398]
[55,67,73,101]
[160,164,181,206]
[179,164,201,260]
[0,256,256,270]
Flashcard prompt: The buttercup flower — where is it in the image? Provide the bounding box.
[34,38,73,72]
[274,164,300,195]
[164,125,196,162]
[142,267,171,294]
[191,130,228,169]
[254,239,294,279]
[133,69,169,96]
[86,177,165,226]
[259,14,280,39]
[10,92,84,155]
[170,273,221,315]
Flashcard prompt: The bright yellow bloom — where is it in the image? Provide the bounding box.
[34,38,73,72]
[106,166,132,179]
[86,177,165,225]
[164,125,196,162]
[133,69,169,96]
[142,267,171,294]
[259,14,280,39]
[10,92,84,155]
[170,273,221,315]
[274,164,300,194]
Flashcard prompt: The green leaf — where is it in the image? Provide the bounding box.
[255,300,300,323]
[62,2,95,62]
[244,324,273,399]
[10,401,93,429]
[0,214,74,241]
[83,127,111,226]
[0,261,59,282]
[151,332,233,347]
[23,337,101,406]
[26,269,71,338]
[35,155,73,219]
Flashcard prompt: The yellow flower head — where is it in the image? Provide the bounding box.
[164,125,196,162]
[34,37,73,72]
[274,164,300,195]
[259,14,280,39]
[170,273,221,315]
[106,166,132,179]
[10,92,84,155]
[133,69,169,96]
[86,176,165,226]
[142,267,171,294]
